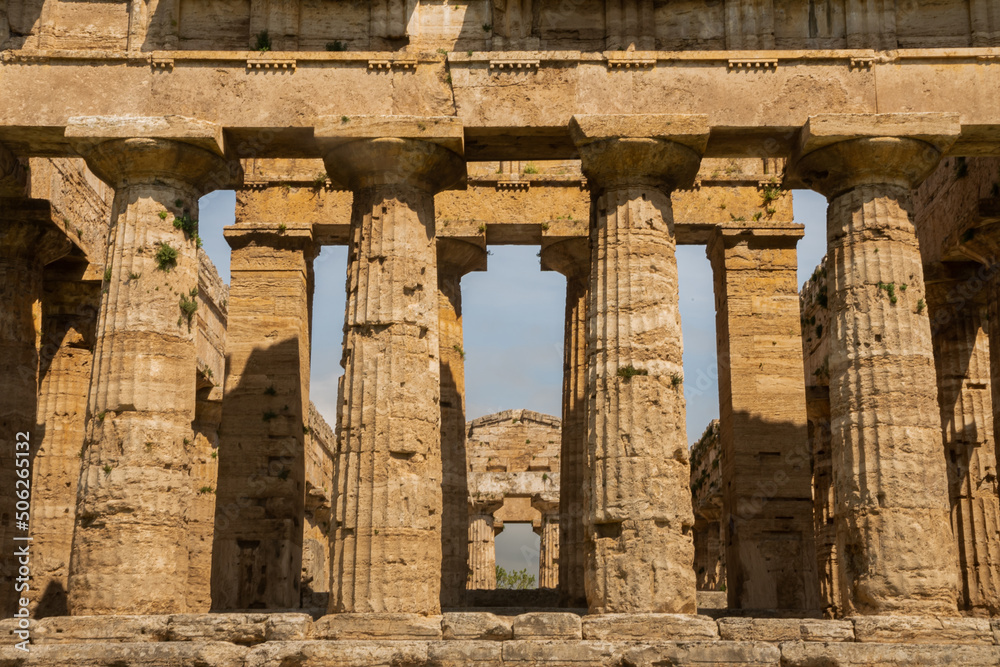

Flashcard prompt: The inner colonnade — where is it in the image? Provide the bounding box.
[2,108,986,621]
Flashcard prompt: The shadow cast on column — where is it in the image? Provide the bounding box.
[212,338,307,611]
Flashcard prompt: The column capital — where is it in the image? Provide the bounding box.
[66,116,237,193]
[437,238,487,278]
[0,198,75,265]
[0,143,27,197]
[541,238,589,280]
[706,224,804,268]
[317,116,466,193]
[787,113,961,199]
[570,114,709,192]
[224,223,317,254]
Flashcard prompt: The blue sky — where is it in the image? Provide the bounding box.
[198,187,830,579]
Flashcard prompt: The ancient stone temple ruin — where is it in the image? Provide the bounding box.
[2,1,1000,665]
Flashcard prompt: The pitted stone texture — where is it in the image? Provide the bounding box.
[512,612,583,639]
[324,138,463,615]
[442,612,514,640]
[212,228,314,611]
[242,640,503,667]
[780,642,1000,666]
[313,614,443,640]
[619,642,782,667]
[792,129,962,616]
[0,642,247,666]
[717,618,853,643]
[708,227,820,612]
[850,615,993,644]
[582,614,719,641]
[67,137,230,616]
[581,134,699,614]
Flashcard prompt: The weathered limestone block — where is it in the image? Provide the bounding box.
[318,121,466,615]
[243,640,430,667]
[30,266,101,618]
[212,225,316,611]
[0,197,72,618]
[788,114,962,616]
[780,642,1000,667]
[313,613,443,640]
[581,614,719,641]
[849,615,994,644]
[925,266,1000,616]
[65,119,232,615]
[708,225,820,612]
[717,618,854,643]
[571,114,707,614]
[512,612,582,639]
[438,238,487,608]
[618,642,782,667]
[442,612,514,640]
[0,642,248,666]
[541,237,590,607]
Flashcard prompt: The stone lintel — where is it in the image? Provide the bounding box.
[315,115,465,156]
[0,197,76,264]
[569,114,710,153]
[64,115,225,156]
[798,113,962,155]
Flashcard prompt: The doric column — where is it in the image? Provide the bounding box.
[532,497,560,590]
[788,113,962,615]
[438,238,487,608]
[30,264,101,618]
[540,237,589,607]
[926,263,1000,615]
[467,498,503,590]
[571,114,707,614]
[707,226,820,612]
[211,224,316,610]
[318,119,466,614]
[66,119,232,615]
[0,196,70,617]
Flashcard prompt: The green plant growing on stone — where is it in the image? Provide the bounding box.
[313,172,327,189]
[670,373,683,388]
[341,115,350,124]
[326,41,345,52]
[877,281,898,305]
[96,411,106,421]
[523,163,539,174]
[495,566,534,590]
[103,464,113,476]
[211,450,218,459]
[155,242,178,271]
[478,223,487,234]
[174,199,184,208]
[482,23,492,32]
[173,212,198,238]
[255,30,272,52]
[453,344,466,359]
[159,211,169,220]
[762,185,782,205]
[199,486,214,495]
[617,365,648,382]
[752,211,763,221]
[129,272,140,281]
[103,266,112,282]
[917,299,926,313]
[262,410,278,422]
[278,223,288,233]
[179,293,198,330]
[265,385,278,396]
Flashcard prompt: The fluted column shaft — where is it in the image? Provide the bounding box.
[538,512,560,590]
[30,267,101,618]
[927,270,1000,615]
[707,227,820,612]
[0,204,47,617]
[322,137,465,614]
[791,126,961,615]
[212,227,315,610]
[438,240,486,608]
[467,509,499,590]
[68,136,230,615]
[541,238,589,607]
[572,118,707,614]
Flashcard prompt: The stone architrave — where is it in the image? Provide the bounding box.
[438,238,487,608]
[317,117,466,615]
[65,117,232,615]
[541,237,589,607]
[788,113,963,616]
[707,225,821,612]
[211,224,316,610]
[571,114,707,614]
